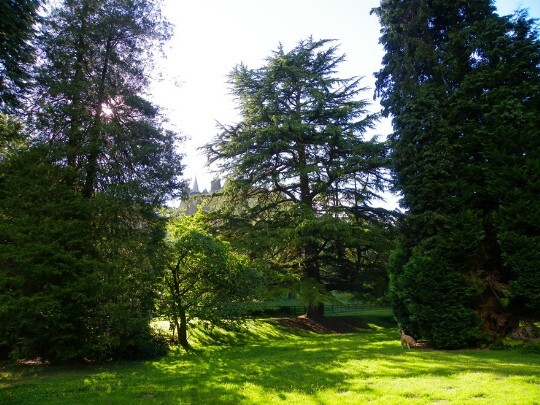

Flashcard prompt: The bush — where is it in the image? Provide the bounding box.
[491,337,540,354]
[390,246,481,349]
[117,330,169,360]
[0,147,167,363]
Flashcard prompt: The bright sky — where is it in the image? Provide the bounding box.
[151,0,540,204]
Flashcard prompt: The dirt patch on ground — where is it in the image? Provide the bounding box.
[277,315,371,334]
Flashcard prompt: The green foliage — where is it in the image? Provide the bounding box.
[33,0,183,202]
[158,210,266,348]
[399,250,480,348]
[0,145,167,361]
[0,0,182,362]
[492,334,540,354]
[0,0,41,112]
[374,1,540,345]
[0,145,90,360]
[204,38,394,317]
[496,192,540,313]
[0,113,28,161]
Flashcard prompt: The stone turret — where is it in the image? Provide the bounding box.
[210,178,222,192]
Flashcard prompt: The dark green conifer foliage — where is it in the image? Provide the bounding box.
[0,141,169,362]
[0,0,41,112]
[374,0,540,347]
[205,38,392,318]
[34,0,182,202]
[0,0,182,361]
[0,113,27,159]
[0,145,93,360]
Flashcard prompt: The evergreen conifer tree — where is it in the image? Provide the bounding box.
[0,0,183,361]
[374,0,540,347]
[205,38,392,318]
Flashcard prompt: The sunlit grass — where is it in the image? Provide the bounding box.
[1,310,539,404]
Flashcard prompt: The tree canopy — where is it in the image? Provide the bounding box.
[0,0,41,112]
[373,0,540,347]
[205,38,393,318]
[159,210,266,349]
[33,0,182,202]
[0,0,183,362]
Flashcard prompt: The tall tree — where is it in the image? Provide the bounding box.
[0,0,183,361]
[34,0,182,202]
[0,0,41,112]
[205,38,391,318]
[374,1,540,347]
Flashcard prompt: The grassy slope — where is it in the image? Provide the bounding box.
[1,310,539,404]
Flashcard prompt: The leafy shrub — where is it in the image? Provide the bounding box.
[492,337,540,354]
[390,245,480,349]
[117,330,169,360]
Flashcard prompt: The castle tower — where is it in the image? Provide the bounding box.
[210,177,222,192]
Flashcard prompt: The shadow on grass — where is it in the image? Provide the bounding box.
[1,311,540,404]
[142,316,540,403]
[137,315,540,403]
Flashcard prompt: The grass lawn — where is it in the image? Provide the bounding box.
[1,310,539,404]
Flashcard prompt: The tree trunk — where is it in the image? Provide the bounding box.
[306,302,324,319]
[178,307,190,349]
[67,0,90,171]
[294,95,325,319]
[305,241,324,319]
[172,317,180,342]
[82,35,113,198]
[476,290,518,339]
[476,220,518,339]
